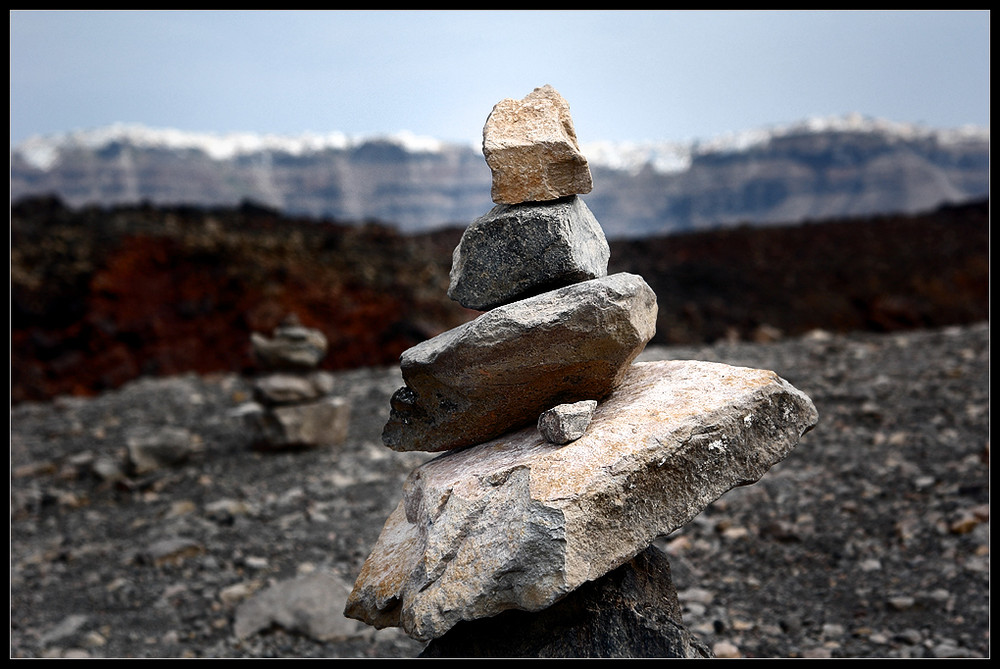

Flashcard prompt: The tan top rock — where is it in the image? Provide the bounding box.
[483,85,593,204]
[346,360,819,641]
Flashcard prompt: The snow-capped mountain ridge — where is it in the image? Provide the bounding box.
[11,115,988,238]
[587,114,989,175]
[690,113,988,152]
[14,122,448,172]
[14,114,988,174]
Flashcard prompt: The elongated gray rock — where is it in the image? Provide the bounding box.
[347,360,818,641]
[448,196,610,311]
[483,85,593,205]
[382,273,657,453]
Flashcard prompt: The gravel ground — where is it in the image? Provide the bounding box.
[10,322,990,658]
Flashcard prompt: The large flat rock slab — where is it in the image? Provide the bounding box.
[347,360,819,641]
[382,273,657,453]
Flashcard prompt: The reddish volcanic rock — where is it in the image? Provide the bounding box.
[11,200,472,403]
[10,196,989,404]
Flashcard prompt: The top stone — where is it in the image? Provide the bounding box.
[483,85,593,205]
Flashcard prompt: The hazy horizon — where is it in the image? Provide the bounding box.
[10,10,990,149]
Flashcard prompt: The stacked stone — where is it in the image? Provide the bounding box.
[382,85,655,455]
[345,87,818,657]
[242,314,350,450]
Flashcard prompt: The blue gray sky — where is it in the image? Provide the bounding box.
[10,9,990,148]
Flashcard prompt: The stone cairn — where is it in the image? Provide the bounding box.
[240,314,350,450]
[344,85,818,657]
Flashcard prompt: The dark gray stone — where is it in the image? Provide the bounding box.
[419,546,713,658]
[448,195,609,311]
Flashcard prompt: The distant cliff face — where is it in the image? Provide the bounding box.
[10,139,494,233]
[10,120,988,238]
[588,128,989,237]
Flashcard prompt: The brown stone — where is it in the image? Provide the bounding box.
[483,85,593,204]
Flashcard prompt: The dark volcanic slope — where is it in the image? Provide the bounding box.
[10,323,989,658]
[610,198,989,345]
[11,197,988,404]
[11,197,472,404]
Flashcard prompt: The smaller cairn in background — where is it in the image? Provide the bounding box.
[240,314,350,450]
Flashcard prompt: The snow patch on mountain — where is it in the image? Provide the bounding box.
[12,114,989,174]
[581,140,693,174]
[13,123,446,171]
[691,113,989,155]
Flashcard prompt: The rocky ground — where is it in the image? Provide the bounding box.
[10,322,990,658]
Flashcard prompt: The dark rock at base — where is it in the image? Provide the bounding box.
[419,546,713,658]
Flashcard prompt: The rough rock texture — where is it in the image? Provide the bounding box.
[243,396,351,450]
[420,545,713,658]
[447,195,610,311]
[9,324,991,658]
[382,273,657,453]
[483,85,593,205]
[537,400,598,445]
[348,359,818,641]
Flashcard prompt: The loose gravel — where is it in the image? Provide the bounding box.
[10,323,989,658]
